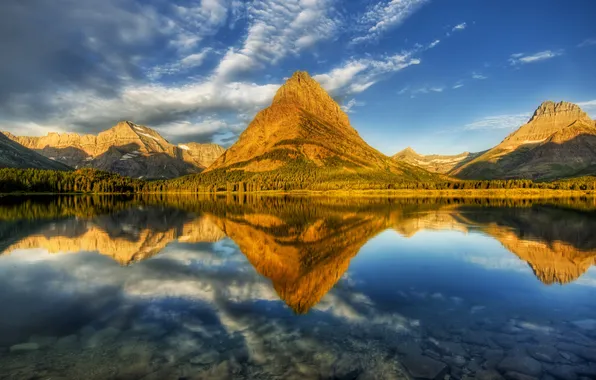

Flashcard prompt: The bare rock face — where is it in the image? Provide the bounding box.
[207,71,433,180]
[500,101,592,149]
[392,146,482,174]
[271,71,352,130]
[451,101,596,180]
[178,143,226,169]
[4,122,225,179]
[0,132,71,171]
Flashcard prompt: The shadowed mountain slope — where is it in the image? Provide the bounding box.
[0,132,71,171]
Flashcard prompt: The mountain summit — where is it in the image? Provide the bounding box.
[271,71,352,129]
[499,101,593,149]
[206,71,434,183]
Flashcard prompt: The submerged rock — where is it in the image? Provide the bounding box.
[498,355,542,377]
[572,319,596,331]
[401,354,448,379]
[10,343,40,353]
[576,363,596,377]
[396,340,422,356]
[483,349,505,370]
[431,340,467,357]
[189,350,219,365]
[503,371,539,380]
[544,364,578,380]
[525,345,563,363]
[55,335,78,350]
[557,343,596,362]
[83,327,120,349]
[28,335,57,348]
[476,369,505,380]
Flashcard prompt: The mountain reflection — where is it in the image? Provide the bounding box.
[1,195,595,312]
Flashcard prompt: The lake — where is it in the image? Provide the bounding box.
[0,195,595,380]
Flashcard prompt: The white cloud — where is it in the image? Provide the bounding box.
[0,121,68,137]
[148,48,214,78]
[214,0,340,80]
[509,50,563,65]
[155,118,243,141]
[578,38,596,48]
[398,85,445,97]
[452,22,467,31]
[577,100,596,109]
[428,39,441,49]
[169,0,238,51]
[464,114,530,130]
[312,61,369,94]
[452,83,464,89]
[472,72,488,80]
[314,52,421,96]
[341,99,365,113]
[576,100,596,117]
[352,0,428,44]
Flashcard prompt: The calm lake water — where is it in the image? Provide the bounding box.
[0,195,595,380]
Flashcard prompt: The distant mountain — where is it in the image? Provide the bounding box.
[0,132,71,171]
[392,147,482,174]
[177,142,225,170]
[451,101,596,180]
[205,71,437,182]
[4,122,225,179]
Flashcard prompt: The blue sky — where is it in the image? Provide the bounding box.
[1,0,595,155]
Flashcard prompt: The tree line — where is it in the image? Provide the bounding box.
[0,167,595,194]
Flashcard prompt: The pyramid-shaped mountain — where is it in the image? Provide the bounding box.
[206,71,436,182]
[5,122,225,179]
[450,101,596,180]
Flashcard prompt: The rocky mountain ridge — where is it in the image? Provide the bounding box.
[0,132,71,171]
[4,121,225,179]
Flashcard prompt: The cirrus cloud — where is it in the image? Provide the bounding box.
[464,114,530,130]
[508,50,564,65]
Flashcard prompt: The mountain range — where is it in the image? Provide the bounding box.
[393,101,596,180]
[1,71,595,182]
[2,121,224,179]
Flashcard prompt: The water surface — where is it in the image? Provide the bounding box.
[1,195,595,380]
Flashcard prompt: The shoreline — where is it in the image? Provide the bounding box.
[1,189,594,198]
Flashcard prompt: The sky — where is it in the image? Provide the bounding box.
[1,0,596,155]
